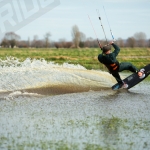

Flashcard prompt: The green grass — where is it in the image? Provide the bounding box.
[0,47,149,70]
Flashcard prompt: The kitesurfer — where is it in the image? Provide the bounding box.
[98,41,145,88]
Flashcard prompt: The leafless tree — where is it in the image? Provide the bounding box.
[54,39,73,49]
[59,38,66,48]
[117,38,124,47]
[28,37,30,47]
[31,35,39,47]
[65,41,73,48]
[84,37,93,47]
[134,32,147,47]
[126,37,136,48]
[36,40,44,48]
[54,42,61,49]
[1,38,9,47]
[79,32,86,48]
[2,32,20,48]
[18,40,28,48]
[44,32,51,48]
[71,25,80,48]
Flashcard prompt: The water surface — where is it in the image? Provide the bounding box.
[0,58,149,150]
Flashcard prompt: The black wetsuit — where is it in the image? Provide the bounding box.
[98,43,138,85]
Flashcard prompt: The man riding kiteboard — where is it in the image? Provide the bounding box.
[98,41,145,89]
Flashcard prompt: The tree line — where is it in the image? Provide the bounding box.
[1,25,150,48]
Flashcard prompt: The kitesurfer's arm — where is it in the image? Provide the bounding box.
[111,42,120,57]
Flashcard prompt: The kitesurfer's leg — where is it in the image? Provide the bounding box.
[119,62,138,72]
[112,72,123,84]
[119,62,145,79]
[111,72,128,88]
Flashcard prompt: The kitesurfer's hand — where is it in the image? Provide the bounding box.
[110,41,114,45]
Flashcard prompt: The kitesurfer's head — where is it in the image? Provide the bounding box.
[102,45,111,54]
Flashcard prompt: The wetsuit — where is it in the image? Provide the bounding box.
[98,43,138,86]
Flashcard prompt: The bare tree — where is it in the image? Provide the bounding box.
[36,40,44,48]
[126,37,136,48]
[28,37,30,47]
[134,32,147,47]
[3,32,20,48]
[59,38,66,48]
[79,32,86,48]
[65,41,73,48]
[44,32,51,48]
[85,37,94,47]
[71,25,80,48]
[1,38,9,47]
[18,40,28,48]
[31,35,38,47]
[117,38,124,47]
[54,39,73,49]
[54,42,61,49]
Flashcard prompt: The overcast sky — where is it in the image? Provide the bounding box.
[0,0,150,41]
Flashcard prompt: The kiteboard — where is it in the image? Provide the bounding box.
[112,64,150,90]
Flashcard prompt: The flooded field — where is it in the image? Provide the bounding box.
[0,58,150,150]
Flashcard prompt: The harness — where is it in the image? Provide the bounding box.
[98,53,120,73]
[104,61,119,73]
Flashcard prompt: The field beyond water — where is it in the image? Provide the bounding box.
[0,47,150,70]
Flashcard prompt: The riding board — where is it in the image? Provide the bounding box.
[112,64,150,90]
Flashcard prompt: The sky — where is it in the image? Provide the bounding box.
[0,0,150,42]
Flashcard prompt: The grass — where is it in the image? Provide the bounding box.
[0,47,149,70]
